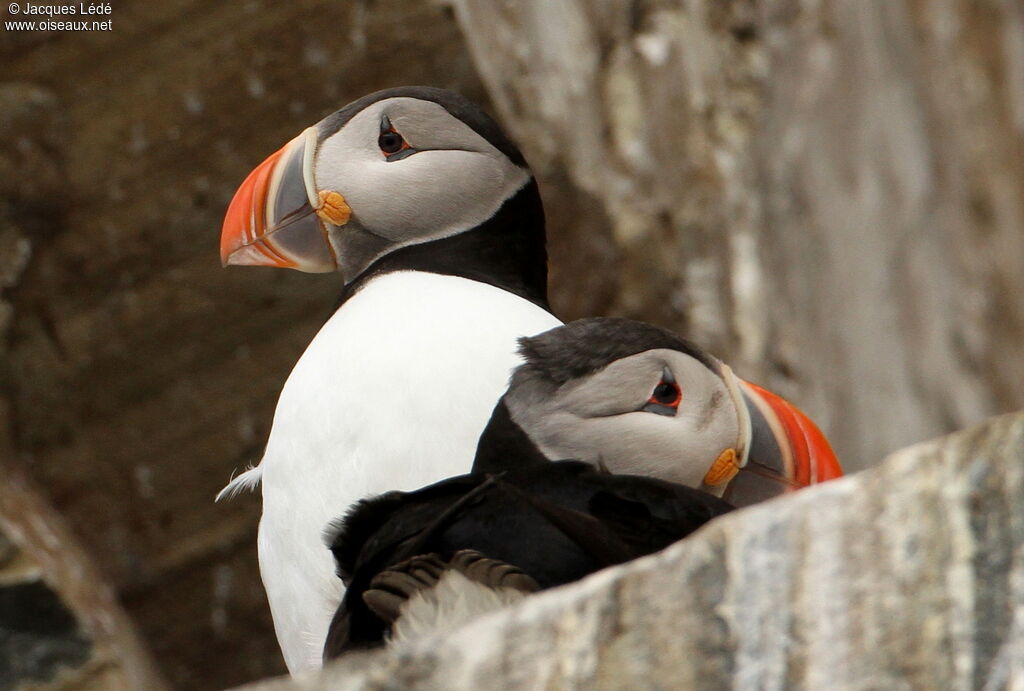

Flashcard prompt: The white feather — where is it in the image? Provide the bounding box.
[250,271,560,673]
[215,465,263,502]
[390,571,529,646]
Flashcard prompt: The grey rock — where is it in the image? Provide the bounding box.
[239,411,1024,690]
[449,0,1024,473]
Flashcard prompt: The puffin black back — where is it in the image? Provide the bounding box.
[322,461,733,658]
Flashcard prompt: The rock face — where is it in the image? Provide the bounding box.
[242,411,1024,690]
[450,0,1024,472]
[0,468,167,690]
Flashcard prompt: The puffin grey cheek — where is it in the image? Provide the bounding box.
[334,151,529,245]
[521,409,593,463]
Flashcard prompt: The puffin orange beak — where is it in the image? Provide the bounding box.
[716,378,843,506]
[220,127,343,272]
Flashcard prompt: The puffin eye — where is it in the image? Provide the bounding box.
[378,130,407,155]
[651,382,680,405]
[643,368,681,416]
[378,115,411,158]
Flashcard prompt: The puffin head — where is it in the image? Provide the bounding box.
[220,87,535,284]
[490,318,843,506]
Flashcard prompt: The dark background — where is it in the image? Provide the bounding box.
[2,0,1022,688]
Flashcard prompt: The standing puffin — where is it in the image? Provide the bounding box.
[320,318,840,656]
[218,87,561,672]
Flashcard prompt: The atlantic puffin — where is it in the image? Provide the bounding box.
[320,318,840,656]
[477,318,843,505]
[217,87,561,672]
[322,461,734,658]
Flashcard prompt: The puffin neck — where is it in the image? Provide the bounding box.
[332,179,551,313]
[472,399,551,474]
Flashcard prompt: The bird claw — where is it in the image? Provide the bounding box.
[362,550,538,623]
[363,554,447,622]
[449,549,539,593]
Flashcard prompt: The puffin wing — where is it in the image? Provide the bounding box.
[323,472,493,655]
[323,461,734,658]
[586,477,734,555]
[500,462,734,565]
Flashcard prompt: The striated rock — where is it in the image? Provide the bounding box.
[239,411,1024,690]
[449,0,1024,472]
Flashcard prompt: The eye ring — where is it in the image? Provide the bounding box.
[378,115,412,158]
[649,381,681,407]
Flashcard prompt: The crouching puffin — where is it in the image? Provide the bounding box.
[217,87,561,672]
[321,318,840,656]
[478,318,843,505]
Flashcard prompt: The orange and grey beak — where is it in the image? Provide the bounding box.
[220,127,348,272]
[706,366,843,507]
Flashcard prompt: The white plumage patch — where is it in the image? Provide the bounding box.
[248,270,560,673]
[390,570,529,646]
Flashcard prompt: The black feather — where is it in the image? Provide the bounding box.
[323,461,732,659]
[515,317,719,387]
[472,400,549,474]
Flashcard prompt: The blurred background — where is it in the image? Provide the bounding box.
[1,0,1022,688]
